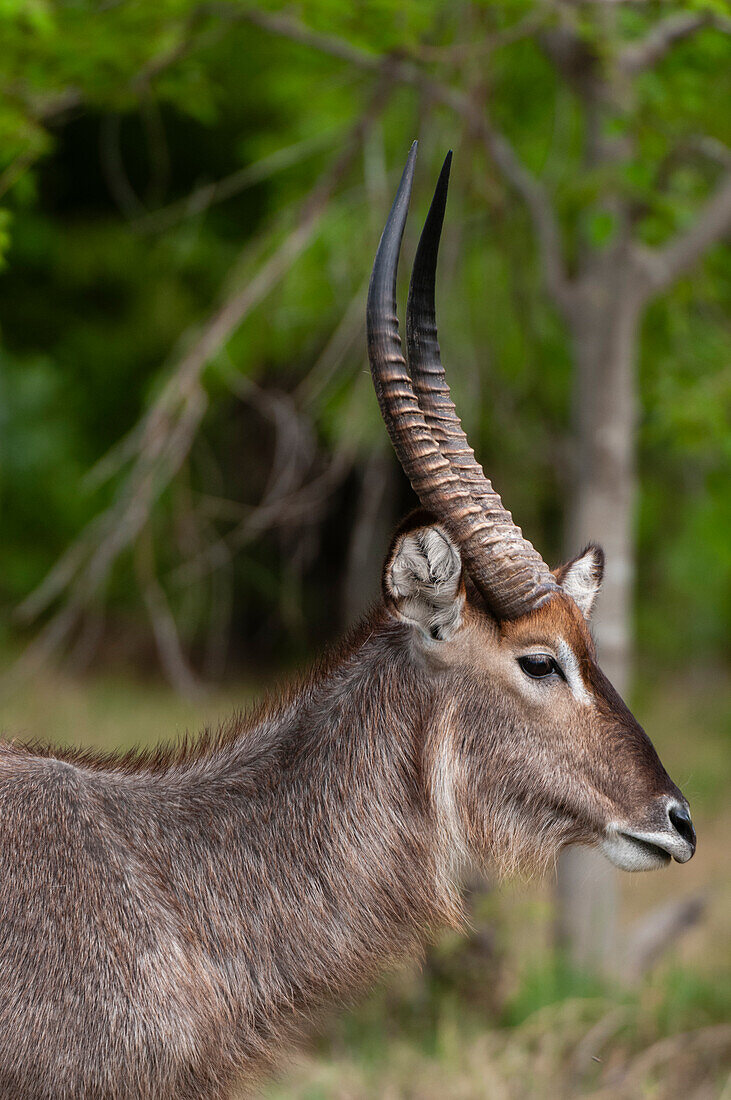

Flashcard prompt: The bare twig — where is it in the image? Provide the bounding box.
[139,90,170,208]
[462,97,573,314]
[571,1006,631,1078]
[683,135,731,170]
[294,275,368,408]
[172,446,353,587]
[240,8,382,73]
[34,87,84,123]
[241,10,575,315]
[652,134,731,199]
[10,6,234,199]
[202,552,232,680]
[65,608,107,676]
[233,380,318,505]
[619,11,729,75]
[130,18,208,92]
[133,129,338,235]
[412,10,548,63]
[15,84,391,682]
[100,113,146,219]
[588,1023,731,1099]
[135,533,203,699]
[0,152,36,202]
[635,165,731,297]
[622,892,706,981]
[83,421,146,490]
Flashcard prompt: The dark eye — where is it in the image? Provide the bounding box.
[518,654,562,680]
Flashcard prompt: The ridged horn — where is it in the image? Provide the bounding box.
[368,144,558,619]
[406,151,558,618]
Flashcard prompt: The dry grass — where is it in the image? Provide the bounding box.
[263,1008,730,1099]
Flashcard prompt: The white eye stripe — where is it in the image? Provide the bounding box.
[557,639,592,706]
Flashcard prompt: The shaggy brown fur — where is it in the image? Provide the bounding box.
[0,518,690,1099]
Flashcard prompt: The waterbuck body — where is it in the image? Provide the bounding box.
[0,146,695,1099]
[0,615,461,1098]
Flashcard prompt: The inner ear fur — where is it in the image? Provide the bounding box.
[554,544,605,620]
[383,511,465,640]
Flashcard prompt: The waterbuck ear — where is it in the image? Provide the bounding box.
[554,545,604,620]
[384,515,464,641]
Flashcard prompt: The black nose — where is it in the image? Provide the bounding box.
[668,801,696,854]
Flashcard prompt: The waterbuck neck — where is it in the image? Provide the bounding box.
[2,614,462,1086]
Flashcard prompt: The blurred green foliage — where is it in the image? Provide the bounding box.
[0,0,729,670]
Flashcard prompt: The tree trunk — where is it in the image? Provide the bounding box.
[556,262,642,971]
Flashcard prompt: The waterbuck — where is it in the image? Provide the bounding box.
[0,143,695,1100]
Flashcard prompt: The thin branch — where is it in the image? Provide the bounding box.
[100,113,146,219]
[151,83,387,420]
[25,21,200,125]
[589,1023,731,1100]
[65,607,107,676]
[9,8,233,199]
[135,533,203,699]
[460,96,574,313]
[236,381,317,505]
[141,572,203,698]
[83,420,145,490]
[619,11,729,75]
[172,446,353,587]
[35,87,84,123]
[635,165,731,297]
[0,151,36,202]
[294,275,368,408]
[16,513,107,623]
[411,10,547,63]
[14,84,391,682]
[621,892,706,982]
[133,128,338,235]
[239,8,382,72]
[241,9,574,315]
[342,449,394,626]
[653,134,731,196]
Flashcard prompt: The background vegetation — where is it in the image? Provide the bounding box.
[1,1,729,1096]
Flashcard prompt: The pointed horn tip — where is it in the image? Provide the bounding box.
[427,153,452,216]
[398,141,419,195]
[389,143,418,207]
[368,143,420,293]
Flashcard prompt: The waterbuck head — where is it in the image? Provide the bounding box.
[367,144,695,877]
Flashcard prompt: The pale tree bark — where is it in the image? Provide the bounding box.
[550,1,731,968]
[547,0,642,968]
[555,152,731,967]
[556,258,644,969]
